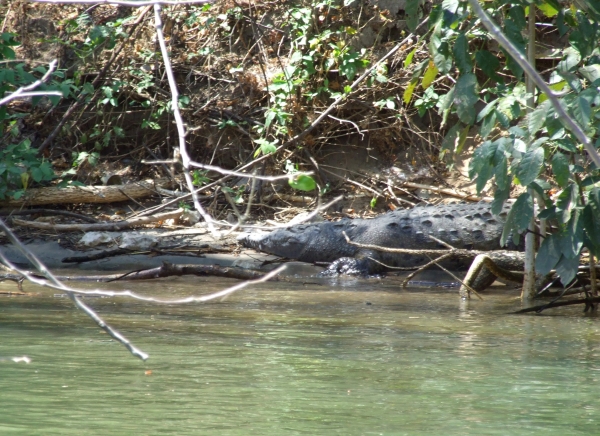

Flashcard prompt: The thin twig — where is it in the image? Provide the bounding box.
[0,60,61,106]
[152,4,218,237]
[0,218,148,360]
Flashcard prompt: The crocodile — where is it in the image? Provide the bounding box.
[241,202,522,275]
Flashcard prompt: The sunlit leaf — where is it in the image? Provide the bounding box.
[571,95,591,129]
[421,60,438,89]
[538,0,559,17]
[404,46,418,68]
[288,174,316,191]
[528,100,550,135]
[579,64,600,83]
[403,79,418,104]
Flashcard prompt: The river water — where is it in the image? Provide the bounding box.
[1,274,599,435]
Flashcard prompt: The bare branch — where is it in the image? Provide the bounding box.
[0,218,148,360]
[151,4,219,236]
[0,59,62,106]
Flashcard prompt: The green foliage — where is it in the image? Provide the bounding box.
[253,0,371,152]
[192,170,210,187]
[222,186,245,204]
[285,160,316,192]
[414,0,600,283]
[0,139,55,200]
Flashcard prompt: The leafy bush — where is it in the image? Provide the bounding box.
[404,0,600,283]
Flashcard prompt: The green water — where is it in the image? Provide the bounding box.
[1,276,599,435]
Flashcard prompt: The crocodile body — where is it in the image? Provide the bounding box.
[241,202,520,274]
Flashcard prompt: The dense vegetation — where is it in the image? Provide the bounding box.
[2,0,600,290]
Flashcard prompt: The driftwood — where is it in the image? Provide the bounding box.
[11,208,184,232]
[62,244,230,263]
[1,178,172,207]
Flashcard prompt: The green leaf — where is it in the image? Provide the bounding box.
[441,0,459,14]
[494,153,509,191]
[453,73,478,125]
[515,146,544,187]
[441,124,461,152]
[535,234,562,275]
[254,138,277,157]
[403,79,418,104]
[288,174,316,192]
[421,60,438,90]
[477,100,498,122]
[456,125,470,155]
[554,254,580,285]
[583,189,600,257]
[557,47,581,73]
[528,100,550,136]
[453,33,472,74]
[571,95,591,129]
[406,0,422,32]
[559,209,584,259]
[500,192,533,247]
[555,183,579,223]
[475,50,501,82]
[538,0,559,17]
[492,185,510,215]
[579,64,600,83]
[554,138,578,153]
[437,85,455,126]
[551,152,570,188]
[469,140,496,179]
[404,46,418,68]
[480,111,497,139]
[430,34,452,74]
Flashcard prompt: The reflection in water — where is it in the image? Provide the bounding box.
[0,275,599,435]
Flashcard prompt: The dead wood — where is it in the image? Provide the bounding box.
[11,208,184,232]
[342,232,526,294]
[395,181,494,202]
[514,295,600,314]
[0,208,100,223]
[62,244,231,264]
[1,178,172,207]
[0,261,277,284]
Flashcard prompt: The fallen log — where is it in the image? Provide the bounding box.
[1,178,172,207]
